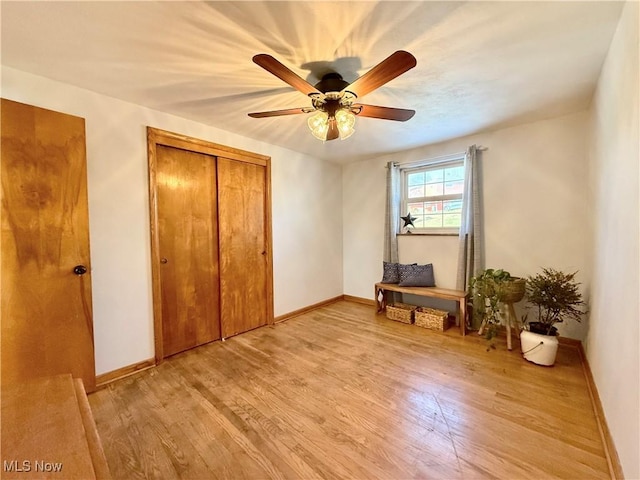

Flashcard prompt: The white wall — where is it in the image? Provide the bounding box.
[586,1,639,477]
[1,66,343,376]
[343,111,590,339]
[271,151,343,315]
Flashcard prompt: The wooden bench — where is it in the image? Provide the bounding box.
[374,282,468,335]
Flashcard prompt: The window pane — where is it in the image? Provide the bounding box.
[443,199,462,213]
[424,201,442,213]
[424,183,443,196]
[445,166,464,181]
[424,215,442,228]
[408,202,424,215]
[444,180,464,195]
[425,169,443,184]
[407,172,425,186]
[401,160,466,230]
[408,185,425,198]
[443,213,461,228]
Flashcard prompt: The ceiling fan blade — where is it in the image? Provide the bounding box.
[326,120,339,141]
[342,51,416,99]
[248,107,311,118]
[253,54,321,97]
[352,104,415,121]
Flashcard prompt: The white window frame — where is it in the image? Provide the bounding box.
[400,154,465,235]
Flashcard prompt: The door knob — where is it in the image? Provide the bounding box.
[73,265,88,276]
[160,258,168,264]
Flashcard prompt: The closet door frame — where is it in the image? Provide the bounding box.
[147,127,273,364]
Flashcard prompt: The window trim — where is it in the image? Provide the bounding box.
[400,155,465,235]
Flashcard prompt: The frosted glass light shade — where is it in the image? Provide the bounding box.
[307,111,329,141]
[335,109,356,140]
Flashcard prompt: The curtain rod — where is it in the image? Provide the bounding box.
[387,145,488,168]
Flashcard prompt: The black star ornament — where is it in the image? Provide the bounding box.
[401,212,417,228]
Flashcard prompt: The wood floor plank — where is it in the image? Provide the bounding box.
[248,325,462,471]
[89,300,610,479]
[188,341,407,479]
[179,369,336,479]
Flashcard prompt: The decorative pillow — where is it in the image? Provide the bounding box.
[381,262,400,283]
[398,263,435,287]
[397,263,418,284]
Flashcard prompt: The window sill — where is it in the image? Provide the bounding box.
[397,232,459,237]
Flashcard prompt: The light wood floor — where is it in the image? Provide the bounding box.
[89,300,611,479]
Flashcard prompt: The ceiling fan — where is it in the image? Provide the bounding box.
[248,51,417,141]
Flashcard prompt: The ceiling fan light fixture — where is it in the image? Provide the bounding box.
[307,110,329,141]
[250,51,417,141]
[335,109,356,140]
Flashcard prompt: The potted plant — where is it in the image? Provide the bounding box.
[521,268,586,366]
[469,269,526,349]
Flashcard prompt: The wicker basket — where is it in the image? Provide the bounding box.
[386,303,416,324]
[499,278,526,303]
[415,307,449,331]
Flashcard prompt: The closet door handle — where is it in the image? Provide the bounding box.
[160,258,168,264]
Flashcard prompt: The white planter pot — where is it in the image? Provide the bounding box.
[520,330,559,366]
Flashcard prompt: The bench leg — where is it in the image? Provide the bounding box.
[375,286,386,313]
[459,297,466,336]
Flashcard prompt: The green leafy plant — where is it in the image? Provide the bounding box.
[469,269,512,346]
[524,268,587,336]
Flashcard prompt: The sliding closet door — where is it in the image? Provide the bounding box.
[218,157,270,338]
[1,99,96,391]
[148,127,273,360]
[155,145,220,357]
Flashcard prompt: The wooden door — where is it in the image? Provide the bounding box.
[1,99,96,392]
[218,157,270,338]
[156,145,220,357]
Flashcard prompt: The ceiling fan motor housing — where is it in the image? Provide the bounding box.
[313,73,351,95]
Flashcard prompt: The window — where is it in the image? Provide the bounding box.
[401,157,465,234]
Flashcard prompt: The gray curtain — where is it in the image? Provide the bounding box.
[383,161,400,263]
[382,161,401,305]
[456,145,484,326]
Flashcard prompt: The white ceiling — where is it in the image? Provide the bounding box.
[1,1,623,163]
